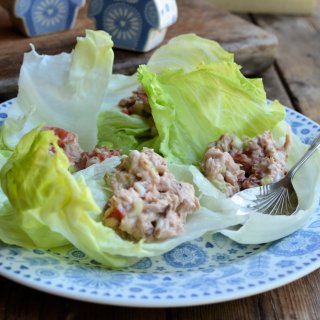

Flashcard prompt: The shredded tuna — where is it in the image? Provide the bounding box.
[43,126,120,170]
[77,148,121,170]
[103,148,200,241]
[118,87,158,137]
[202,131,291,196]
[201,148,245,197]
[118,87,151,116]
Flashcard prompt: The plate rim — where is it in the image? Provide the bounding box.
[0,259,320,308]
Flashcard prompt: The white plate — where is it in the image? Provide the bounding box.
[0,100,319,307]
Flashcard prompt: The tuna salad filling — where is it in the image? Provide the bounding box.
[201,131,291,197]
[103,148,200,242]
[43,126,120,171]
[118,87,157,136]
[119,87,151,116]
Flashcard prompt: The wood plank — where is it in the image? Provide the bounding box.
[207,0,316,15]
[0,0,278,101]
[261,269,320,320]
[260,64,293,108]
[0,276,167,320]
[2,269,320,320]
[253,1,320,123]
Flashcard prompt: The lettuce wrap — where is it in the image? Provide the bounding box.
[0,32,318,269]
[221,132,320,244]
[0,128,245,267]
[97,34,285,164]
[0,125,318,268]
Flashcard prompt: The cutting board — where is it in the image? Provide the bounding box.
[0,0,278,100]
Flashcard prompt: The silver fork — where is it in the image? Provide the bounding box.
[231,134,320,216]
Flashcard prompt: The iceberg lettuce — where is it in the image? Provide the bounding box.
[138,63,285,164]
[0,32,318,269]
[1,30,114,151]
[147,33,234,73]
[97,74,152,152]
[0,129,99,249]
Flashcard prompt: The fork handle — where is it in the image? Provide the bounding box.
[288,134,320,179]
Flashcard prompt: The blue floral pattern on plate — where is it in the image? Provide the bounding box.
[0,101,319,307]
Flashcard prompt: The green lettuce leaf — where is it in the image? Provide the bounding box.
[1,30,114,151]
[0,128,99,249]
[138,63,285,164]
[147,33,234,73]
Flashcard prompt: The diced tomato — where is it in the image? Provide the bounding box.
[109,207,125,221]
[50,127,70,141]
[43,126,78,149]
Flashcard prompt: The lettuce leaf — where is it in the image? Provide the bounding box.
[147,33,234,73]
[1,30,114,151]
[0,128,99,249]
[138,63,285,164]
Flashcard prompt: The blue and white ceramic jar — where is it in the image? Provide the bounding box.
[88,0,178,52]
[0,0,85,36]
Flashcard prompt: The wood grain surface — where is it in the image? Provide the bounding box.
[253,0,320,123]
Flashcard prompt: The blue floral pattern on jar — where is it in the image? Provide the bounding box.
[32,0,69,32]
[144,1,159,27]
[13,0,85,36]
[88,0,178,51]
[103,3,142,49]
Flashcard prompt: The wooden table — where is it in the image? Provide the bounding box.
[0,2,320,320]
